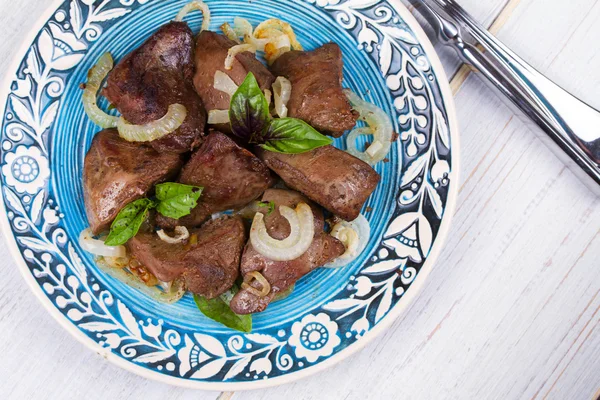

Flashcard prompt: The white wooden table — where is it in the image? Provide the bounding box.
[1,0,599,399]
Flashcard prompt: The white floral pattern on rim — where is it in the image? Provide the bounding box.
[288,313,341,363]
[2,146,49,194]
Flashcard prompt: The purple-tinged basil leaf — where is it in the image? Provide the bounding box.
[229,72,270,142]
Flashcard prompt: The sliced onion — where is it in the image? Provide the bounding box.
[344,89,393,165]
[250,203,314,261]
[264,89,272,107]
[324,214,371,268]
[265,44,291,65]
[262,30,291,49]
[79,228,126,257]
[244,31,289,55]
[208,109,230,124]
[233,17,253,37]
[174,1,210,31]
[261,33,291,64]
[245,35,270,52]
[254,18,303,51]
[366,140,384,158]
[213,70,238,96]
[220,22,240,43]
[96,257,185,304]
[241,270,271,297]
[117,103,187,142]
[157,226,189,244]
[82,53,119,128]
[272,76,291,117]
[257,206,301,248]
[225,44,256,70]
[332,225,359,258]
[227,18,300,64]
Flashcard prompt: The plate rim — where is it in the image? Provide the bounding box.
[0,0,461,391]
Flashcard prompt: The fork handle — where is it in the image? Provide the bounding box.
[414,0,600,193]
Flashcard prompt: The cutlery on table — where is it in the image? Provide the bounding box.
[409,0,600,195]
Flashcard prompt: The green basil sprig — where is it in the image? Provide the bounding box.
[194,285,252,332]
[105,198,156,246]
[229,72,333,153]
[257,200,275,215]
[262,118,333,154]
[155,183,203,219]
[104,182,202,246]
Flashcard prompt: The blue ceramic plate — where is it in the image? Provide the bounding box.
[0,0,458,390]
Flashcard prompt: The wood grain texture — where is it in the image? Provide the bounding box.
[0,0,598,399]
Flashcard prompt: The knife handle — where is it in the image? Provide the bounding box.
[413,0,600,194]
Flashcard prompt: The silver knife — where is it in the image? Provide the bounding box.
[409,0,600,195]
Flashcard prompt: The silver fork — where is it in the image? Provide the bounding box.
[410,0,600,195]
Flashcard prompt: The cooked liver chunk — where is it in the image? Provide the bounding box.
[103,21,206,153]
[256,145,380,221]
[193,31,274,131]
[83,129,182,235]
[270,43,358,137]
[229,189,345,314]
[156,131,275,228]
[127,216,246,299]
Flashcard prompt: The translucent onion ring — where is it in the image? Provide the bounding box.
[117,103,187,142]
[244,34,270,52]
[254,18,303,51]
[250,203,314,261]
[79,228,126,257]
[331,224,360,259]
[233,17,253,37]
[82,53,119,128]
[220,22,240,43]
[273,76,292,117]
[157,226,189,244]
[241,270,271,297]
[344,89,393,165]
[264,88,272,107]
[256,206,301,248]
[213,70,238,96]
[224,43,256,70]
[263,34,291,64]
[207,109,230,124]
[324,214,371,269]
[174,1,210,32]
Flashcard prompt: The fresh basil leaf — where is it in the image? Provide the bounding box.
[105,198,156,246]
[229,72,270,143]
[261,117,333,154]
[257,200,275,215]
[155,182,203,219]
[193,289,252,333]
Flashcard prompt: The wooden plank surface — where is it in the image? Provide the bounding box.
[0,0,598,399]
